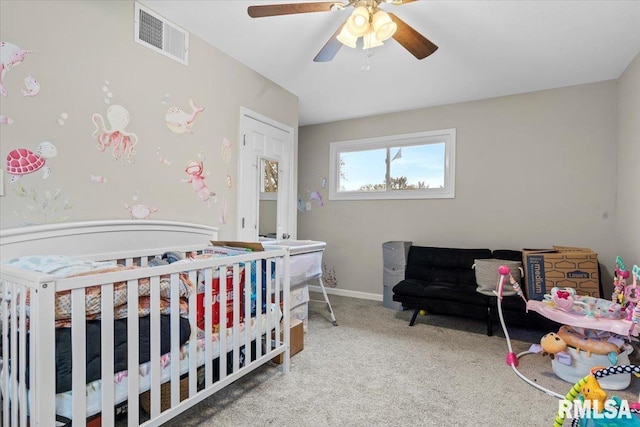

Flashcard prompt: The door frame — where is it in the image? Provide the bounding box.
[237,107,295,241]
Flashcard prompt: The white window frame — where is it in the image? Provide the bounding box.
[329,128,456,201]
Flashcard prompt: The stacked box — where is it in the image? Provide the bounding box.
[272,319,304,364]
[523,246,599,300]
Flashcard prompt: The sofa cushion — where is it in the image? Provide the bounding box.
[491,249,523,262]
[405,246,492,287]
[393,279,493,306]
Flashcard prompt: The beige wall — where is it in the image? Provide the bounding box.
[616,53,640,275]
[0,1,298,239]
[298,81,622,298]
[2,1,635,301]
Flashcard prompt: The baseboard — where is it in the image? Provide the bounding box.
[308,285,382,301]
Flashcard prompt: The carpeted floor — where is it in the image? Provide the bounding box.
[157,293,640,427]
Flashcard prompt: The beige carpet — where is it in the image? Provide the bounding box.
[159,293,640,427]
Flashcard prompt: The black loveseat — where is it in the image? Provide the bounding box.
[392,246,558,336]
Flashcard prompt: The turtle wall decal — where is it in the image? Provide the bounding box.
[6,141,57,183]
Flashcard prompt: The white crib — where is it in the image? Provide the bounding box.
[0,220,291,427]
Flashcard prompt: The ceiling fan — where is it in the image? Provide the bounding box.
[247,0,438,62]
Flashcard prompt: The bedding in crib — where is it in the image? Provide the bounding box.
[2,252,281,421]
[2,255,193,327]
[2,255,118,278]
[55,305,281,420]
[53,315,192,394]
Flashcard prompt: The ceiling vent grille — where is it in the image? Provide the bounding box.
[134,2,189,65]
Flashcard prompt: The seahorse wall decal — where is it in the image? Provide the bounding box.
[0,41,36,96]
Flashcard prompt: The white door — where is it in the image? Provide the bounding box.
[237,108,293,242]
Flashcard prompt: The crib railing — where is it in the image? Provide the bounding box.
[0,246,290,427]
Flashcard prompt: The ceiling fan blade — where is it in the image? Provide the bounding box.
[388,12,438,60]
[248,2,338,18]
[313,22,345,62]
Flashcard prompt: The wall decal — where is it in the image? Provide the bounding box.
[20,75,40,97]
[56,112,68,126]
[0,115,13,125]
[91,104,138,164]
[125,202,158,219]
[226,174,232,188]
[221,137,232,164]
[165,99,204,134]
[89,174,107,183]
[12,184,72,224]
[161,93,170,105]
[125,191,157,219]
[309,190,324,207]
[183,160,215,202]
[155,147,172,166]
[101,81,113,104]
[0,41,35,96]
[6,141,57,183]
[322,263,338,288]
[218,199,227,224]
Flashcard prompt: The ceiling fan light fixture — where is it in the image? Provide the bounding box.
[337,25,358,48]
[372,10,397,41]
[362,28,384,49]
[346,6,370,37]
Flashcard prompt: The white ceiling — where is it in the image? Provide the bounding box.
[140,0,640,126]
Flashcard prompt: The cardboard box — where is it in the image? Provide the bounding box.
[522,246,600,300]
[272,319,304,364]
[209,240,264,252]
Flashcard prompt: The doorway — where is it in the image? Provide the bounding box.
[237,108,294,242]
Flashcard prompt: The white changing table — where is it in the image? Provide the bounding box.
[262,239,337,327]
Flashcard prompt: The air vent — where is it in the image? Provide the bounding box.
[134,2,189,65]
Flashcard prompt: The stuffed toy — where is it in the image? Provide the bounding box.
[541,332,568,358]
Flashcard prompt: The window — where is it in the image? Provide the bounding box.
[260,159,278,201]
[329,129,455,200]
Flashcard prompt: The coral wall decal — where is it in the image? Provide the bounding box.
[11,184,72,224]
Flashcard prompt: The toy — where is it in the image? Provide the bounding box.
[554,365,640,427]
[580,374,608,412]
[494,263,640,424]
[634,266,640,325]
[543,287,625,320]
[557,326,620,357]
[540,332,568,357]
[508,274,527,305]
[538,324,632,390]
[613,256,630,305]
